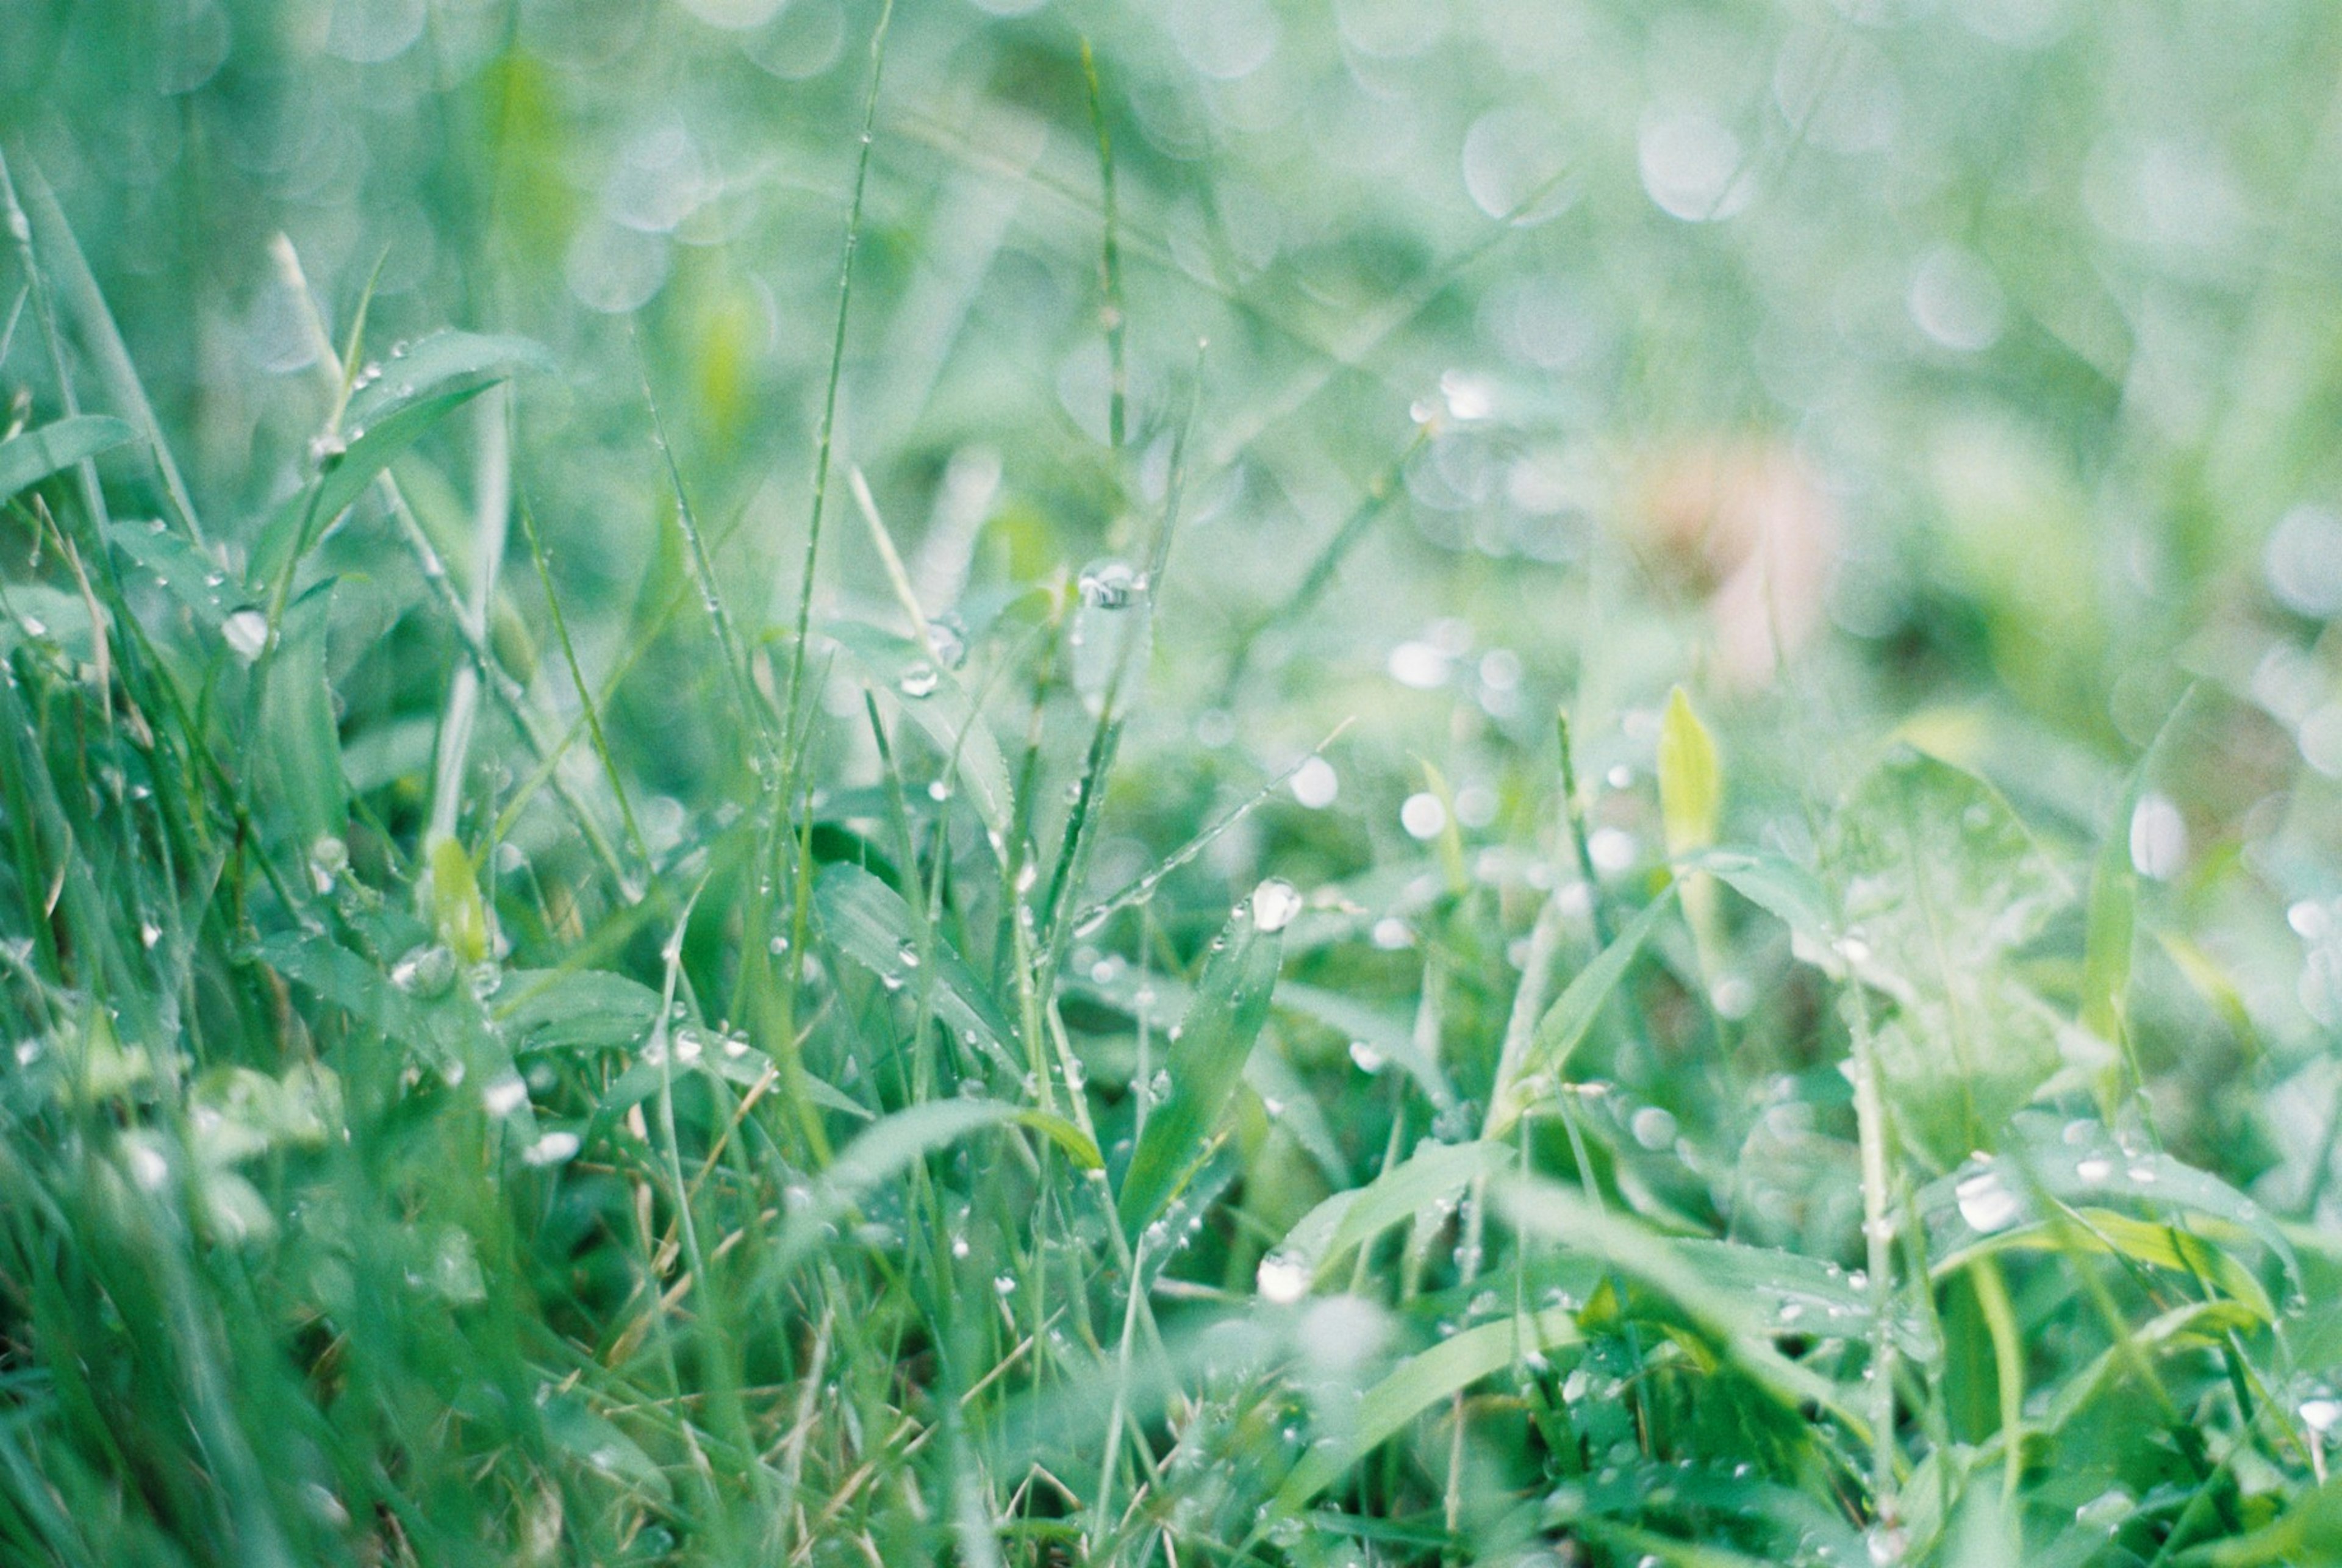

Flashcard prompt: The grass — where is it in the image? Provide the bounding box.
[6,2,2342,1565]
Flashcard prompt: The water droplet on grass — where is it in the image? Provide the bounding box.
[1250,878,1303,932]
[222,609,269,661]
[1256,1252,1309,1304]
[1955,1168,2021,1233]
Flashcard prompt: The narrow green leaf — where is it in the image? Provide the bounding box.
[1498,1177,1857,1425]
[1921,1123,2299,1301]
[16,161,206,540]
[106,518,248,633]
[1270,1137,1511,1290]
[1267,1306,1581,1514]
[1687,847,1837,954]
[249,382,498,586]
[499,968,664,1053]
[541,1393,675,1505]
[822,618,1014,841]
[814,861,1021,1076]
[1487,886,1676,1137]
[1116,883,1290,1237]
[343,331,552,431]
[257,582,350,851]
[0,415,134,504]
[1946,1208,2272,1319]
[761,1099,1094,1283]
[1065,960,1459,1117]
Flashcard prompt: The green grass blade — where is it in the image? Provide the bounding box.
[814,861,1021,1078]
[1487,885,1677,1137]
[1266,1306,1582,1516]
[249,382,498,589]
[1115,881,1292,1238]
[1269,1137,1511,1291]
[0,415,134,504]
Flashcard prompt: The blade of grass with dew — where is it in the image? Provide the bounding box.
[1070,722,1353,937]
[248,382,499,589]
[1264,1306,1584,1517]
[779,0,897,760]
[1486,884,1678,1138]
[1034,368,1201,973]
[759,1098,1097,1285]
[1268,1137,1513,1291]
[342,330,553,432]
[812,861,1023,1079]
[1495,1177,1864,1428]
[1115,881,1292,1239]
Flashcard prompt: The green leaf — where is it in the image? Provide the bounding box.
[821,618,1015,842]
[0,414,135,504]
[257,582,350,851]
[342,331,551,432]
[1269,1137,1511,1291]
[1952,1208,2272,1319]
[1497,1178,1855,1425]
[1115,885,1289,1237]
[249,382,497,586]
[1266,1306,1581,1515]
[106,518,249,633]
[1487,886,1677,1137]
[760,1099,1097,1283]
[814,862,1022,1077]
[252,931,455,1072]
[499,968,664,1053]
[1922,1122,2299,1305]
[1273,979,1460,1116]
[1658,685,1721,856]
[541,1392,674,1505]
[1065,959,1459,1118]
[1688,847,1838,954]
[1825,747,2069,1166]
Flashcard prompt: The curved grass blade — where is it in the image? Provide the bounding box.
[1497,1177,1857,1426]
[814,861,1021,1077]
[1686,847,1838,956]
[249,382,498,587]
[1266,1306,1582,1516]
[343,331,552,432]
[1115,884,1289,1238]
[1269,1137,1511,1291]
[12,158,206,543]
[760,1098,1097,1283]
[1487,886,1677,1138]
[0,415,134,505]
